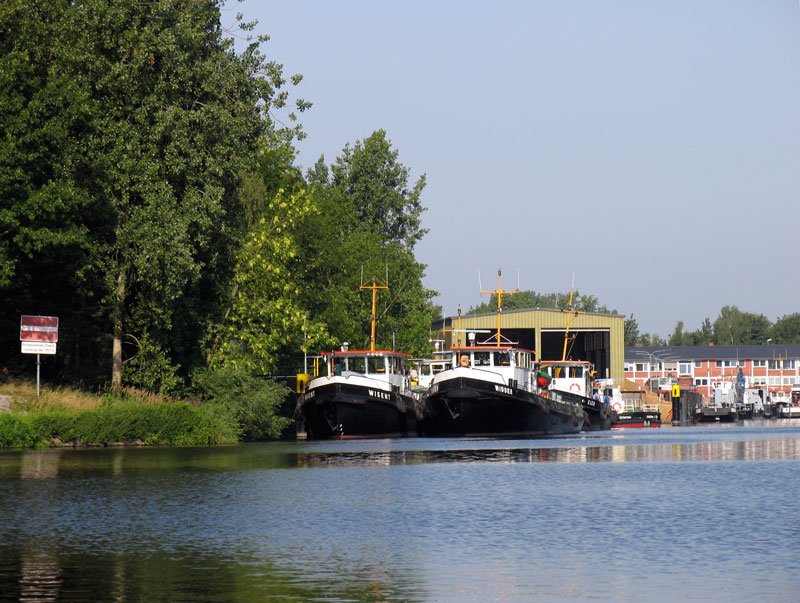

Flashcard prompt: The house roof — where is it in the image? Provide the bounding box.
[625,344,800,362]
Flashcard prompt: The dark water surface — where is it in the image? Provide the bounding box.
[1,421,799,602]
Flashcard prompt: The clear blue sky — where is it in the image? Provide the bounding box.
[223,0,800,338]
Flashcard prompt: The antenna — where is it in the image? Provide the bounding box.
[481,268,519,347]
[517,268,521,291]
[360,277,388,352]
[478,268,483,293]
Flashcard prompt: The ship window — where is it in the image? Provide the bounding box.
[569,366,583,378]
[495,351,511,366]
[348,357,366,373]
[474,352,490,366]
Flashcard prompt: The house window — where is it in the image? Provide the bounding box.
[750,377,767,386]
[753,360,766,368]
[678,362,692,375]
[784,376,797,386]
[785,360,796,370]
[635,363,645,372]
[694,361,702,368]
[694,378,708,386]
[715,360,739,368]
[769,360,783,370]
[769,376,782,386]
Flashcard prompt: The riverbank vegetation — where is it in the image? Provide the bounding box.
[0,369,290,448]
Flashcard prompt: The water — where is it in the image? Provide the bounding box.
[1,421,799,602]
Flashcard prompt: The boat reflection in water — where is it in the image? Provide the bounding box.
[292,430,800,467]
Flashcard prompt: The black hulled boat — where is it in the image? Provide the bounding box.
[295,278,418,439]
[422,345,584,437]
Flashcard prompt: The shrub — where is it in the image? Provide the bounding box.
[192,365,292,441]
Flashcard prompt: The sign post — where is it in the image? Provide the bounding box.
[20,315,59,397]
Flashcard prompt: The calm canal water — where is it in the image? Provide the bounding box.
[1,421,799,603]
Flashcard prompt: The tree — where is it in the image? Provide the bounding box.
[209,188,331,374]
[0,1,308,387]
[624,315,640,347]
[295,137,436,358]
[468,290,616,315]
[637,333,667,347]
[668,321,686,346]
[769,313,800,344]
[329,130,428,250]
[713,306,771,345]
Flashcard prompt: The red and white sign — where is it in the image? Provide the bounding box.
[20,315,59,343]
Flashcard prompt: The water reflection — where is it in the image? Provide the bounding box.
[294,437,800,466]
[1,426,800,482]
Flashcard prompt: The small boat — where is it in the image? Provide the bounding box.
[421,271,584,437]
[539,360,612,431]
[693,403,738,423]
[596,379,661,428]
[295,278,418,439]
[694,381,739,423]
[779,385,800,418]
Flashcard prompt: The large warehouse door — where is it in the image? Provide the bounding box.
[540,329,611,377]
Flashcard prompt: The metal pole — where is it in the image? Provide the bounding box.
[36,353,41,398]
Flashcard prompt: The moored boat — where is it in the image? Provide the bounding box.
[421,271,584,437]
[779,385,800,418]
[693,381,739,423]
[537,282,611,431]
[297,347,418,438]
[596,379,661,428]
[540,360,612,431]
[422,345,584,436]
[295,278,418,439]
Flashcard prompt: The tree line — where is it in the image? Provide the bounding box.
[627,306,800,348]
[0,0,438,394]
[471,293,800,348]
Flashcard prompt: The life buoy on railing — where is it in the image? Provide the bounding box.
[612,401,622,413]
[570,383,580,393]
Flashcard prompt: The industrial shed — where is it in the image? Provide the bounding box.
[433,308,625,380]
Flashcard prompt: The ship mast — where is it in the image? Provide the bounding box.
[561,276,578,362]
[360,277,388,351]
[481,269,519,347]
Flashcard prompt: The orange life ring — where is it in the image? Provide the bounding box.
[570,383,580,393]
[612,401,622,412]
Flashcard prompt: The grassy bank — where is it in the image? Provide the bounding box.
[0,381,251,449]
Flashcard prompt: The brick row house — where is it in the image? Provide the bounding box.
[624,345,800,404]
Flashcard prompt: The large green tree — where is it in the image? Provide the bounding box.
[0,0,307,387]
[768,313,800,344]
[298,135,437,358]
[329,130,428,250]
[713,305,771,345]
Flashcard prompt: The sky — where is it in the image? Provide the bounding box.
[222,0,800,337]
